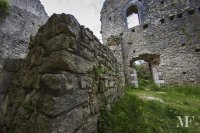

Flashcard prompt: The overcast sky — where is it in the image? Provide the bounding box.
[40,0,105,41]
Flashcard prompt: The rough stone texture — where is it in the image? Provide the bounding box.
[101,0,200,86]
[0,14,123,133]
[0,0,48,60]
[0,0,48,119]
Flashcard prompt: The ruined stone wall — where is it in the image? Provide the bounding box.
[123,7,200,85]
[0,0,48,70]
[107,36,126,85]
[101,0,200,85]
[0,14,122,133]
[139,0,200,24]
[0,0,48,119]
[101,0,200,43]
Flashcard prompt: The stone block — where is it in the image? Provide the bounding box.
[41,73,77,97]
[56,108,84,133]
[43,34,77,53]
[39,51,94,74]
[80,76,93,90]
[82,116,98,133]
[39,90,89,116]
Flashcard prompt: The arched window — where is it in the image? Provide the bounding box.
[126,5,139,28]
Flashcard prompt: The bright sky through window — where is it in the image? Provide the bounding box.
[127,13,140,28]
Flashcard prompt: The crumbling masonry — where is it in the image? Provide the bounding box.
[101,0,200,86]
[0,0,48,117]
[0,0,200,133]
[0,12,122,133]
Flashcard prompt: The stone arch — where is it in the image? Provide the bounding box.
[129,53,164,87]
[123,0,140,28]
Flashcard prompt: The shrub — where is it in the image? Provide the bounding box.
[0,0,9,12]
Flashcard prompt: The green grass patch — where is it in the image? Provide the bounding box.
[98,85,200,133]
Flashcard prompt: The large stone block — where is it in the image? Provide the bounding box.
[43,34,77,53]
[41,73,78,97]
[35,14,80,43]
[39,90,89,116]
[39,51,94,74]
[55,108,84,133]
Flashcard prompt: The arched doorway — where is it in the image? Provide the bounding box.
[131,60,154,88]
[129,54,164,88]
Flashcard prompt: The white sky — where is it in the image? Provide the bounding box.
[40,0,105,41]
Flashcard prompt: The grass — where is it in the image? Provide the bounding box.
[98,62,200,133]
[98,85,200,133]
[0,0,9,12]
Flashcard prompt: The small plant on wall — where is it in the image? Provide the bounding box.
[0,0,9,12]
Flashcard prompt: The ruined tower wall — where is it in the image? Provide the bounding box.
[1,14,123,133]
[101,0,200,43]
[0,0,48,60]
[101,0,200,85]
[123,8,200,84]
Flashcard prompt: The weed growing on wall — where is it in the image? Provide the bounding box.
[0,0,9,12]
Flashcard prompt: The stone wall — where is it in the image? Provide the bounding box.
[123,8,200,85]
[0,14,123,133]
[0,0,48,60]
[101,0,200,43]
[0,0,48,120]
[101,0,200,86]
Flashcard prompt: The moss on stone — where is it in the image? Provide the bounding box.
[181,27,190,37]
[94,65,107,77]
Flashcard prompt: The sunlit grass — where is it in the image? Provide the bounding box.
[99,85,200,133]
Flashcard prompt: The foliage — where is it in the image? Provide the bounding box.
[98,106,112,133]
[94,65,108,77]
[134,64,152,81]
[98,89,145,133]
[134,63,159,90]
[98,85,200,133]
[0,0,9,12]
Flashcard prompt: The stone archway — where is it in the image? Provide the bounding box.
[129,54,164,87]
